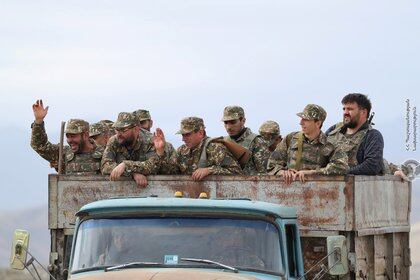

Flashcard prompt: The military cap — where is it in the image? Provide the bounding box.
[176,117,205,134]
[89,122,109,137]
[133,109,151,122]
[113,112,138,129]
[259,121,280,135]
[296,104,327,122]
[222,106,245,121]
[100,119,114,129]
[65,119,89,134]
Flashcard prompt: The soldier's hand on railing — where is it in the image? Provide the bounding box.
[153,128,166,156]
[32,99,49,124]
[133,173,148,188]
[110,162,126,180]
[281,169,297,185]
[293,170,316,184]
[192,168,210,181]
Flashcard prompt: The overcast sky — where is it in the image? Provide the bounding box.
[0,1,419,218]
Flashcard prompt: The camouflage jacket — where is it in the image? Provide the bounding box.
[30,122,103,175]
[101,134,161,176]
[224,128,270,175]
[159,137,243,175]
[326,122,384,175]
[267,131,349,175]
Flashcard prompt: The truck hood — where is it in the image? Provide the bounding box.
[70,268,272,280]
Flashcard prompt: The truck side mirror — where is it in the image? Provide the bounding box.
[327,235,348,275]
[10,229,30,270]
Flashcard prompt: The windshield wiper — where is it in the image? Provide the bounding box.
[105,261,160,272]
[181,257,238,273]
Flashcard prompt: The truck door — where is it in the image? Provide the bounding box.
[283,220,304,279]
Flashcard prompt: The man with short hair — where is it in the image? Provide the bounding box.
[258,121,282,152]
[154,117,242,180]
[326,93,384,175]
[89,122,111,148]
[31,99,103,175]
[101,112,164,187]
[268,104,348,184]
[222,106,270,175]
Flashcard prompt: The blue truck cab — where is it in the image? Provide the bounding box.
[68,197,305,280]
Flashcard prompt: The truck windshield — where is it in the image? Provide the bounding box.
[71,217,282,274]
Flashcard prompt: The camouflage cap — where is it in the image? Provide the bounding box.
[113,112,138,129]
[296,104,327,122]
[89,122,109,137]
[100,119,114,129]
[176,117,205,134]
[133,109,151,122]
[222,106,245,121]
[64,119,89,134]
[259,121,280,135]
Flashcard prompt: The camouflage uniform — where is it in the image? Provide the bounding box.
[89,122,110,147]
[31,119,103,175]
[160,117,243,175]
[222,106,270,175]
[267,104,349,175]
[101,113,162,176]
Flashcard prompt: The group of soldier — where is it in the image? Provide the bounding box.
[31,93,407,188]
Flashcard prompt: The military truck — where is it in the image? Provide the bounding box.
[11,174,412,279]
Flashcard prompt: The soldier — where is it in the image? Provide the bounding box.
[132,109,176,165]
[101,112,164,187]
[258,121,282,152]
[154,117,243,180]
[133,109,153,132]
[100,120,115,136]
[89,122,111,148]
[222,106,270,175]
[326,93,384,175]
[30,99,103,175]
[267,104,349,184]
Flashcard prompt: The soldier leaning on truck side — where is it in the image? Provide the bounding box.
[222,106,270,175]
[132,108,176,164]
[101,112,166,188]
[325,93,385,175]
[153,117,243,181]
[258,120,283,152]
[89,122,111,148]
[267,104,349,185]
[30,99,103,175]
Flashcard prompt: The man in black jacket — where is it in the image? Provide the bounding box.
[326,93,384,175]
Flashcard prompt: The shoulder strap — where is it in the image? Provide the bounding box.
[294,132,304,170]
[198,137,213,168]
[241,132,258,150]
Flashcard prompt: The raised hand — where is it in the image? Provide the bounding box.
[153,128,166,156]
[32,99,49,124]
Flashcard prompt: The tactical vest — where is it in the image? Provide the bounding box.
[64,147,102,175]
[328,123,370,167]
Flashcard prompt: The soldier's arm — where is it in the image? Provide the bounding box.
[157,142,181,175]
[123,157,162,176]
[101,137,119,175]
[267,134,290,175]
[250,137,270,174]
[30,122,60,164]
[317,145,349,175]
[207,143,243,175]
